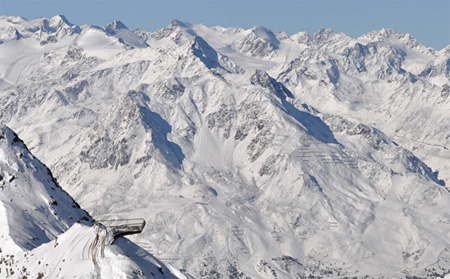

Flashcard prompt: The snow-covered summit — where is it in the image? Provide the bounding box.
[105,19,129,30]
[104,19,148,48]
[359,28,421,48]
[292,28,352,53]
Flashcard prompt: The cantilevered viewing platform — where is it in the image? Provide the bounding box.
[97,218,146,242]
[88,218,146,261]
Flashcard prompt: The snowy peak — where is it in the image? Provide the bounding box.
[310,27,336,44]
[74,24,148,59]
[105,19,129,30]
[251,25,280,47]
[191,35,243,73]
[0,125,92,250]
[0,14,80,46]
[169,19,192,29]
[361,28,418,46]
[147,19,201,47]
[237,26,280,58]
[102,19,148,49]
[291,28,352,52]
[48,14,73,28]
[43,15,81,40]
[34,15,80,38]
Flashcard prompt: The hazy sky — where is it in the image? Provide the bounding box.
[1,0,449,50]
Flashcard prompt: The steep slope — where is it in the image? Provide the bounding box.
[0,125,185,278]
[0,16,449,278]
[2,223,185,279]
[0,124,92,252]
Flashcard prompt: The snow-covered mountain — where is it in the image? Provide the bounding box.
[0,15,449,278]
[0,124,92,252]
[0,125,184,278]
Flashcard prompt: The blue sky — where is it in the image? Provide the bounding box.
[0,0,449,50]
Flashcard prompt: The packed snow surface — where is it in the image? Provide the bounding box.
[0,15,450,278]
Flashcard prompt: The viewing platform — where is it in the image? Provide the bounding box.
[88,218,146,261]
[96,218,146,242]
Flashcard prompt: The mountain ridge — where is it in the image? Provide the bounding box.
[0,124,185,278]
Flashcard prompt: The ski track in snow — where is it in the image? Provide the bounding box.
[3,54,35,84]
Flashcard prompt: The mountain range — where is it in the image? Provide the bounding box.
[0,15,449,278]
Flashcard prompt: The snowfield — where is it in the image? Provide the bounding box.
[0,15,450,278]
